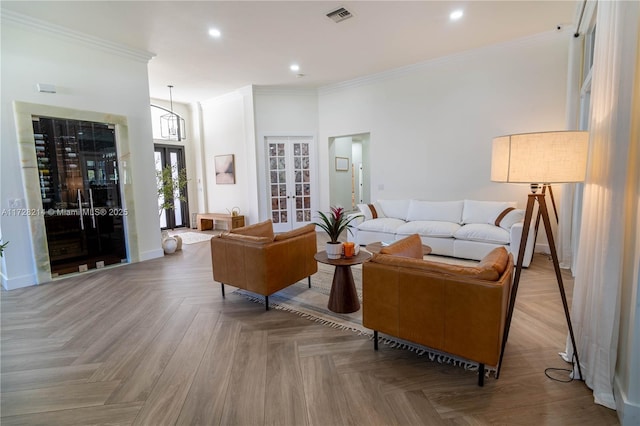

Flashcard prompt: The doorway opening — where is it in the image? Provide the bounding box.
[328,133,370,211]
[154,144,189,229]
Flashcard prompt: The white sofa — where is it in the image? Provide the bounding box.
[348,199,535,267]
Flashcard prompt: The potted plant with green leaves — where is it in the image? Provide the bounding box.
[156,164,188,222]
[156,164,188,253]
[314,206,361,259]
[0,240,8,258]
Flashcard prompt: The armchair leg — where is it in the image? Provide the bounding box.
[265,295,269,311]
[308,276,311,288]
[220,283,225,298]
[478,363,485,387]
[374,330,379,351]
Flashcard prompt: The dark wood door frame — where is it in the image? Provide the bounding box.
[154,144,189,230]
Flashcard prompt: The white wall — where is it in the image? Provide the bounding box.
[200,87,258,225]
[253,87,318,221]
[318,31,570,211]
[1,13,160,289]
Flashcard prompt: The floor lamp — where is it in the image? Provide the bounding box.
[491,130,589,380]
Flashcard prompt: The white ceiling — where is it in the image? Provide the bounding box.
[1,1,578,104]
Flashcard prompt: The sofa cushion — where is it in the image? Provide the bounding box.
[454,224,510,244]
[377,199,411,220]
[462,200,517,224]
[406,200,464,223]
[357,218,406,233]
[230,219,275,240]
[379,234,423,259]
[491,208,525,230]
[396,220,461,238]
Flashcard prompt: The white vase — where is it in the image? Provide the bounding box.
[174,235,183,251]
[326,242,343,259]
[163,236,178,254]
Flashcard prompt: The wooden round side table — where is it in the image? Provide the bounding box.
[314,250,372,313]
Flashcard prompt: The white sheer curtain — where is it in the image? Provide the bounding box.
[567,0,640,410]
[558,31,583,271]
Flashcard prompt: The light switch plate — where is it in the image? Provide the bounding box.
[8,198,23,208]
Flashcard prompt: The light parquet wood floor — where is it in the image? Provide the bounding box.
[1,234,619,425]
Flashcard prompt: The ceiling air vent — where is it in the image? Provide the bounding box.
[326,7,353,23]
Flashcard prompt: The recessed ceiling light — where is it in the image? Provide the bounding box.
[450,10,464,21]
[290,64,300,72]
[208,28,221,38]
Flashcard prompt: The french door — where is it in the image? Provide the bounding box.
[154,145,188,229]
[266,136,315,233]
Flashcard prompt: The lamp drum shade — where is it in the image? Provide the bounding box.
[491,131,589,183]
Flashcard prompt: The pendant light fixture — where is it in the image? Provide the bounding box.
[160,85,186,141]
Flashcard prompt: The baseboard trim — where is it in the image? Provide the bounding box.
[1,271,37,290]
[535,243,550,254]
[614,375,640,425]
[139,248,164,262]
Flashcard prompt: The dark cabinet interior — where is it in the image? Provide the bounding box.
[33,117,127,276]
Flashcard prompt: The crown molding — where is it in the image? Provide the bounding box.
[199,89,247,108]
[253,86,318,97]
[319,30,566,95]
[1,10,155,63]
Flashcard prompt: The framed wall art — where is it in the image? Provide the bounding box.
[215,154,236,184]
[335,156,349,171]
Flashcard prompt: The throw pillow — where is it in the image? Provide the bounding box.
[492,208,525,230]
[357,204,372,220]
[493,207,515,225]
[373,202,386,218]
[357,202,386,220]
[357,204,373,220]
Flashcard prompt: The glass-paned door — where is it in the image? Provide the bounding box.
[267,136,314,233]
[33,116,127,276]
[154,145,188,229]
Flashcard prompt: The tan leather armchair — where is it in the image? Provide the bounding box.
[362,234,513,386]
[210,219,318,310]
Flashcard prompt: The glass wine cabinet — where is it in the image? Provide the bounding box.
[33,116,127,276]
